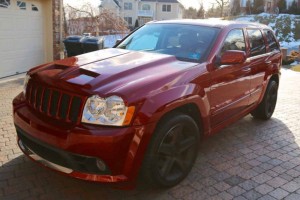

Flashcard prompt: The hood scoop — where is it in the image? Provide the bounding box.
[35,64,69,78]
[65,69,100,86]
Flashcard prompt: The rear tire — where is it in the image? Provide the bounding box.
[251,80,278,120]
[140,113,200,188]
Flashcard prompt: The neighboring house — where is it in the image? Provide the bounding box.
[100,0,184,27]
[100,0,121,16]
[68,17,96,36]
[230,0,299,14]
[0,0,63,78]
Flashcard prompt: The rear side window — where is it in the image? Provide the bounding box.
[247,29,266,57]
[221,29,246,54]
[264,29,280,52]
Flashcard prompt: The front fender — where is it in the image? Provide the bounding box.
[133,83,210,132]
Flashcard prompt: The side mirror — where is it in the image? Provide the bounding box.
[115,39,122,46]
[220,50,246,65]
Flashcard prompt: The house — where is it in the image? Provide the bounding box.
[230,0,299,14]
[100,0,121,16]
[0,0,63,78]
[100,0,184,27]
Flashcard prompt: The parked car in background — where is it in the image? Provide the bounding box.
[13,20,281,189]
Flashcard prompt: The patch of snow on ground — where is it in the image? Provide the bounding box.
[290,61,299,66]
[235,16,255,22]
[280,40,300,53]
[258,12,271,17]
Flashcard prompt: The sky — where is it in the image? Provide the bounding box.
[64,0,217,10]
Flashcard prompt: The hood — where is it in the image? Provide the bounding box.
[29,48,198,99]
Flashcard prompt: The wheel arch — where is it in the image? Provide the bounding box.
[269,73,280,85]
[133,83,210,134]
[155,103,204,136]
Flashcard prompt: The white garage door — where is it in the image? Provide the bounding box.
[0,0,44,78]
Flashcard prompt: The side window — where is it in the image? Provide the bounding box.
[17,1,26,10]
[32,4,39,11]
[247,29,266,57]
[264,29,280,52]
[162,4,171,12]
[124,2,132,10]
[142,4,150,10]
[124,17,132,25]
[221,29,246,54]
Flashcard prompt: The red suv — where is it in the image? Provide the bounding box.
[13,20,281,188]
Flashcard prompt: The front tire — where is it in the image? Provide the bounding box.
[140,113,200,188]
[251,80,278,120]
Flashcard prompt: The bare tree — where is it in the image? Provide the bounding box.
[64,1,128,36]
[214,0,229,17]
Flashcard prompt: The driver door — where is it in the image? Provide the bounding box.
[209,29,251,127]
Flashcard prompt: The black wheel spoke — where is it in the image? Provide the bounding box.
[179,137,196,153]
[160,157,175,177]
[171,124,184,143]
[158,143,175,156]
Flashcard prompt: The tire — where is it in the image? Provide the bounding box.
[251,80,278,120]
[140,112,200,188]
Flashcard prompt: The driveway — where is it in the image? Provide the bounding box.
[0,69,300,200]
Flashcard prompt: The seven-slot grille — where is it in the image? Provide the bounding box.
[25,80,84,124]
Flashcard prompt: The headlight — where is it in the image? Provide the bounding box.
[81,95,135,126]
[23,74,30,96]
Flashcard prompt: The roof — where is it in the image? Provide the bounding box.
[149,19,271,29]
[99,0,121,8]
[113,0,120,7]
[140,0,180,3]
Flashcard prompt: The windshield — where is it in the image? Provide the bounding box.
[116,23,220,62]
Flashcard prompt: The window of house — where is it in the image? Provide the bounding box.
[241,0,247,7]
[247,29,266,57]
[142,4,150,10]
[32,4,38,11]
[124,2,132,10]
[17,1,26,10]
[221,29,246,54]
[0,0,10,8]
[162,4,171,12]
[124,17,132,25]
[264,29,280,52]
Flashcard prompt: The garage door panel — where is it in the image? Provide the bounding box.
[0,0,45,78]
[0,17,16,31]
[0,49,44,77]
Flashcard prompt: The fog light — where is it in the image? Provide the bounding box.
[96,159,106,171]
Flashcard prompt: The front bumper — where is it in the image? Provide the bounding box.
[13,93,156,187]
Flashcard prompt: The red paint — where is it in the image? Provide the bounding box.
[13,20,281,189]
